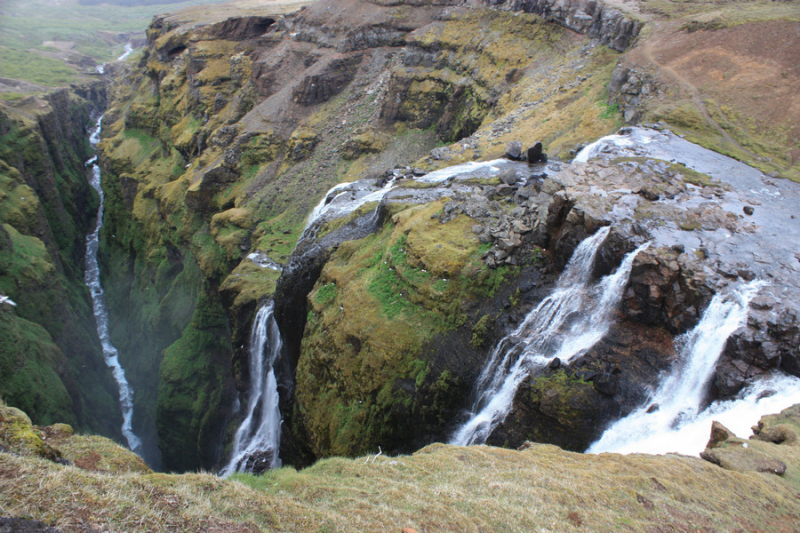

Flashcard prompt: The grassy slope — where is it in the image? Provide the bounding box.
[1,421,799,532]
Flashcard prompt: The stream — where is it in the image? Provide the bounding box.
[85,115,143,455]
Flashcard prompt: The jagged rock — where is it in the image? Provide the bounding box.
[511,219,531,234]
[497,184,516,196]
[292,55,363,105]
[607,65,658,123]
[706,421,735,449]
[204,16,275,40]
[499,168,522,185]
[505,141,523,160]
[486,0,642,51]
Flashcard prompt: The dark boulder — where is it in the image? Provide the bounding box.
[527,141,547,163]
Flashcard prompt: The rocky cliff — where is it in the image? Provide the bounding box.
[94,0,628,470]
[41,0,800,473]
[0,88,124,442]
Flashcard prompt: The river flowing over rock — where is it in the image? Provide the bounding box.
[5,0,800,529]
[84,116,144,458]
[25,0,794,473]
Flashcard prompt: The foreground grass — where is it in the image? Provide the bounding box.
[2,437,799,532]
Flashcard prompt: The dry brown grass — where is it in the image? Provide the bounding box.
[3,434,800,532]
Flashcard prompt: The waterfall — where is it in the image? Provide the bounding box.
[451,227,649,446]
[84,115,143,454]
[220,301,283,476]
[586,280,800,456]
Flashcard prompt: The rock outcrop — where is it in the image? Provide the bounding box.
[483,0,642,51]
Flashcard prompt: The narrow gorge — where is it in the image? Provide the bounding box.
[2,0,800,531]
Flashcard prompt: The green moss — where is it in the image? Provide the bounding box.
[470,314,492,348]
[0,403,58,460]
[314,283,338,307]
[156,290,231,472]
[0,309,76,427]
[297,202,521,457]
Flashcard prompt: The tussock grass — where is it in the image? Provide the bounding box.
[3,436,800,532]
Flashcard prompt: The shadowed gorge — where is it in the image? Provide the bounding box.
[2,0,800,530]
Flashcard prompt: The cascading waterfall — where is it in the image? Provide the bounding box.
[588,280,800,455]
[220,301,283,476]
[451,227,649,446]
[84,115,143,454]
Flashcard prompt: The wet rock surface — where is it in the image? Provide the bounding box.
[290,126,800,455]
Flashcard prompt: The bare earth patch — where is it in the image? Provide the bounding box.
[624,18,800,179]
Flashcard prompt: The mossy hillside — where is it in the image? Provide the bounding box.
[297,201,518,457]
[614,2,800,181]
[1,400,152,475]
[4,407,800,533]
[389,10,563,143]
[403,26,624,169]
[0,100,123,441]
[156,290,234,472]
[0,403,60,461]
[57,434,152,475]
[642,0,800,26]
[0,304,76,428]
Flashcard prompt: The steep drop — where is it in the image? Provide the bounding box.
[589,280,800,455]
[84,116,143,455]
[451,227,649,446]
[220,301,283,475]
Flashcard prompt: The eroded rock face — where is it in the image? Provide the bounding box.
[484,0,642,51]
[94,0,800,470]
[204,17,275,41]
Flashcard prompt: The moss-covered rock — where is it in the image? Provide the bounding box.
[295,201,522,457]
[0,92,123,442]
[0,403,60,461]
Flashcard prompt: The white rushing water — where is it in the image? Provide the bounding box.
[451,227,649,445]
[220,301,283,476]
[303,159,530,233]
[588,280,800,456]
[84,115,143,454]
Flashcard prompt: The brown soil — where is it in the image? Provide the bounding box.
[73,451,101,471]
[626,18,800,169]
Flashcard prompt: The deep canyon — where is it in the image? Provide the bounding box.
[2,0,800,531]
